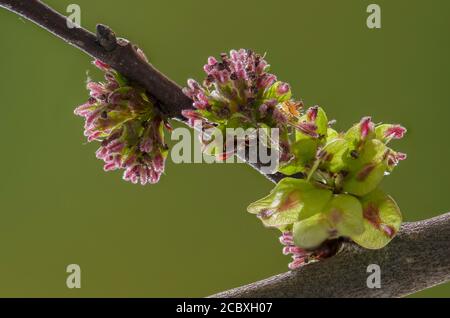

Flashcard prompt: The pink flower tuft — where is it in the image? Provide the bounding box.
[74,59,168,185]
[182,49,280,125]
[279,232,309,270]
[181,49,305,162]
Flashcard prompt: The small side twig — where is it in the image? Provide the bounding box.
[0,0,281,183]
[96,24,117,52]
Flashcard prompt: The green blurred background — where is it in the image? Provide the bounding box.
[0,0,448,297]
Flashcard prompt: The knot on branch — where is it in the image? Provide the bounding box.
[96,24,117,51]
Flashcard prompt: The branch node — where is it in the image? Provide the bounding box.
[96,24,117,51]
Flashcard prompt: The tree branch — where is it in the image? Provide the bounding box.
[211,212,450,298]
[0,0,189,118]
[0,0,284,183]
[2,0,450,298]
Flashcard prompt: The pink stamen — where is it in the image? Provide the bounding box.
[277,82,290,95]
[297,122,319,138]
[306,106,319,122]
[385,125,407,139]
[93,59,110,71]
[360,116,374,139]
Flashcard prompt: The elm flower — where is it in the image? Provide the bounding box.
[280,232,309,270]
[279,231,337,270]
[182,49,291,123]
[74,59,170,185]
[182,49,302,161]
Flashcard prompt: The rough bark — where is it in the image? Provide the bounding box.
[211,212,450,298]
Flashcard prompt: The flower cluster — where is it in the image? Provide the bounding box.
[182,49,301,161]
[183,48,408,269]
[73,47,408,269]
[74,59,170,185]
[248,113,407,269]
